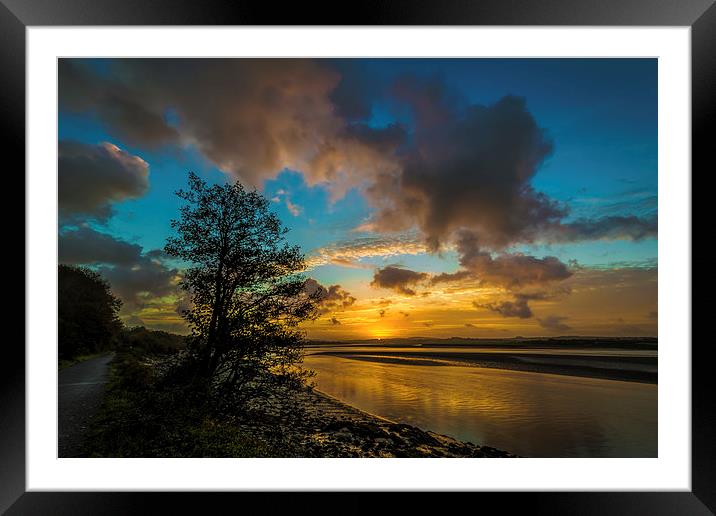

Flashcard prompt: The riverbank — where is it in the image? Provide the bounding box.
[304,351,657,457]
[234,381,515,458]
[85,351,514,458]
[307,348,657,384]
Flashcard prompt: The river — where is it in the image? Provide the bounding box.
[303,346,657,457]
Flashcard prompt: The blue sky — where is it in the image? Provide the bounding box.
[58,58,657,337]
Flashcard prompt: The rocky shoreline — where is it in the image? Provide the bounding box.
[233,382,515,458]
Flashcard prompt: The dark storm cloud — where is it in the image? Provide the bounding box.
[537,315,572,332]
[59,226,178,310]
[365,80,562,250]
[479,298,533,319]
[476,293,546,319]
[432,230,573,288]
[59,140,150,222]
[97,259,178,310]
[362,76,656,253]
[370,266,429,296]
[59,60,179,147]
[304,278,356,314]
[59,226,143,265]
[327,59,382,121]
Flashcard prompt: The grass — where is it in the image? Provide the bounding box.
[83,349,277,457]
[59,351,111,370]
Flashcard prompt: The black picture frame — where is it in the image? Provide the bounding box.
[3,0,710,513]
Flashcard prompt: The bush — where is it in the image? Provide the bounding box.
[85,350,276,457]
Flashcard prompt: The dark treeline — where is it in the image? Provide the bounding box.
[119,326,186,355]
[58,264,186,362]
[58,264,123,360]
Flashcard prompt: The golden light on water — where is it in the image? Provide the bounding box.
[303,351,658,457]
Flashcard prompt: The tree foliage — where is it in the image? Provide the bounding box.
[58,264,123,359]
[165,172,321,392]
[119,326,187,355]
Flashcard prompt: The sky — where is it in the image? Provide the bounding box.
[57,58,657,340]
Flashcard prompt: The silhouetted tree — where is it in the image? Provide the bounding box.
[58,265,123,360]
[165,172,320,392]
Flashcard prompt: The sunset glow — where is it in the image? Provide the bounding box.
[58,58,657,340]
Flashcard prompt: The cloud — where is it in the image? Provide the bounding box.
[327,59,382,121]
[59,60,179,148]
[305,235,428,269]
[358,77,656,253]
[475,290,569,320]
[271,189,303,217]
[432,230,573,288]
[59,140,150,222]
[568,188,657,220]
[363,83,561,250]
[61,60,655,255]
[477,295,535,319]
[304,278,356,314]
[58,226,179,310]
[285,199,302,217]
[543,215,657,243]
[371,266,429,296]
[355,232,574,318]
[98,259,178,310]
[59,226,143,265]
[60,59,403,201]
[537,315,572,332]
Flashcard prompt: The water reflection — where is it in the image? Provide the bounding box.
[304,354,657,457]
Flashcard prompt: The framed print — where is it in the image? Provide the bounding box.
[4,0,711,513]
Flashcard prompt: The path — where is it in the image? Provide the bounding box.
[58,353,114,457]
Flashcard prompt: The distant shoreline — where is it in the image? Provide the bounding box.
[308,336,658,350]
[308,350,657,384]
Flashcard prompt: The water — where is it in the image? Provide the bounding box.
[303,348,657,457]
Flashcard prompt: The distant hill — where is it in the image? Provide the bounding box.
[307,336,658,350]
